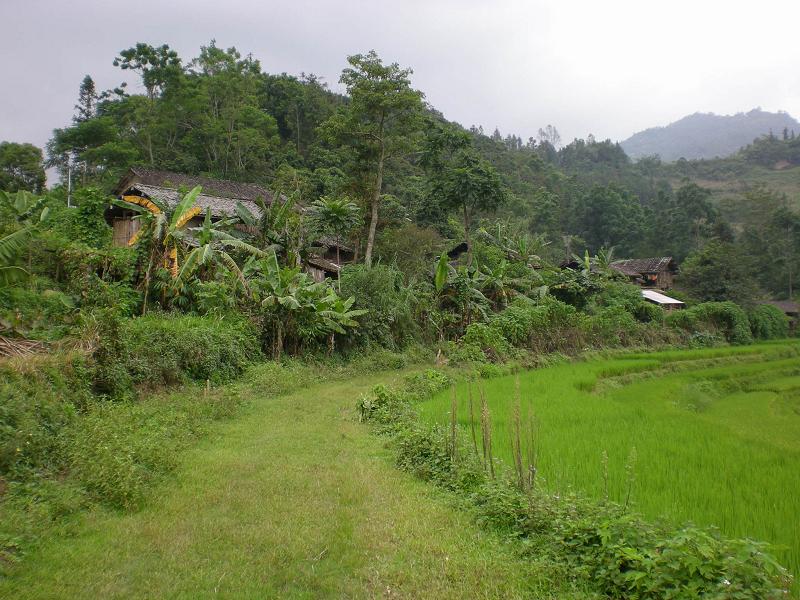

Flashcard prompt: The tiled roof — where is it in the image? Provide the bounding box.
[611,257,675,274]
[117,167,274,203]
[306,256,341,273]
[128,184,263,219]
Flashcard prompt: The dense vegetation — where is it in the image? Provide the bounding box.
[1,40,798,597]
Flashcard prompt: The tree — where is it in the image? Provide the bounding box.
[537,124,561,149]
[680,239,759,304]
[421,124,507,264]
[0,142,46,194]
[115,186,203,312]
[321,51,425,267]
[75,75,98,122]
[307,195,360,284]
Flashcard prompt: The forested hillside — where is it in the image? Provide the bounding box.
[620,109,800,161]
[2,41,799,304]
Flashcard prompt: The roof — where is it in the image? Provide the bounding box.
[127,184,263,219]
[611,257,676,274]
[642,289,685,306]
[759,300,800,315]
[313,235,354,253]
[306,256,341,273]
[114,167,274,204]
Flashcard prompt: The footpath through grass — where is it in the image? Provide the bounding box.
[0,366,579,599]
[420,340,800,581]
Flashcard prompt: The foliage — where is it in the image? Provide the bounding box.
[247,252,366,357]
[0,142,46,194]
[338,263,420,349]
[680,239,759,305]
[667,301,754,345]
[748,304,789,340]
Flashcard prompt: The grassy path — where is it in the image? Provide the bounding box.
[0,369,567,599]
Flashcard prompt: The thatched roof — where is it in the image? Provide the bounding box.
[610,257,676,274]
[114,167,274,204]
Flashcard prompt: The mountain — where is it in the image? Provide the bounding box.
[620,109,800,162]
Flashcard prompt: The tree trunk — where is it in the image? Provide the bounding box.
[463,205,473,266]
[336,241,342,291]
[364,146,385,268]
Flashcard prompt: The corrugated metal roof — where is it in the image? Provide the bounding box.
[642,289,684,305]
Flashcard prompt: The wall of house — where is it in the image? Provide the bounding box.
[111,217,140,247]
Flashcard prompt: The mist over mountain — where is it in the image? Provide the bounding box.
[620,109,800,162]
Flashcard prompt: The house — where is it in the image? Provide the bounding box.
[641,289,685,311]
[107,167,354,280]
[107,168,272,246]
[610,257,677,290]
[305,236,356,282]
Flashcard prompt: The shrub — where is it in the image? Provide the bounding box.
[748,304,789,340]
[0,353,91,479]
[668,302,753,345]
[339,264,421,349]
[119,314,261,388]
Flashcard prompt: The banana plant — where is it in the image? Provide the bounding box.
[175,208,267,296]
[114,186,202,312]
[0,201,49,285]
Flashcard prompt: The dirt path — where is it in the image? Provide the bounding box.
[0,370,567,599]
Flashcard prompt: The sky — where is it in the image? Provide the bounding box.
[2,0,800,155]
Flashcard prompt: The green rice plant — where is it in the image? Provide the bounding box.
[420,341,800,581]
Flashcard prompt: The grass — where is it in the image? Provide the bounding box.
[0,362,588,599]
[419,340,800,580]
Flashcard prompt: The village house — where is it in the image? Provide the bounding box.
[106,167,353,281]
[609,257,678,290]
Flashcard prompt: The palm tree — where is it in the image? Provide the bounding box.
[307,195,360,284]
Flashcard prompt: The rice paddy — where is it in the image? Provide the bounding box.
[420,340,800,579]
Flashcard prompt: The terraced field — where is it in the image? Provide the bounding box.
[420,341,800,578]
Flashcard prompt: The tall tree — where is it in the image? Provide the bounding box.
[74,75,98,122]
[422,125,507,263]
[0,142,46,194]
[321,51,425,267]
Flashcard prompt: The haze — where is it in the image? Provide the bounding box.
[2,0,800,154]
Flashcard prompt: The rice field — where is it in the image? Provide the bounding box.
[420,340,800,578]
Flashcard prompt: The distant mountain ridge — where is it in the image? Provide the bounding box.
[620,109,800,162]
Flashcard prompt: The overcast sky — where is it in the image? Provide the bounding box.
[2,0,800,155]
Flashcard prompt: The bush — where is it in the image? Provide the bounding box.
[668,301,753,345]
[118,313,261,388]
[748,304,789,340]
[0,353,91,479]
[339,264,421,349]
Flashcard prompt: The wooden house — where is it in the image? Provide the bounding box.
[107,167,354,280]
[610,257,677,290]
[305,236,356,282]
[758,300,799,329]
[107,168,273,246]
